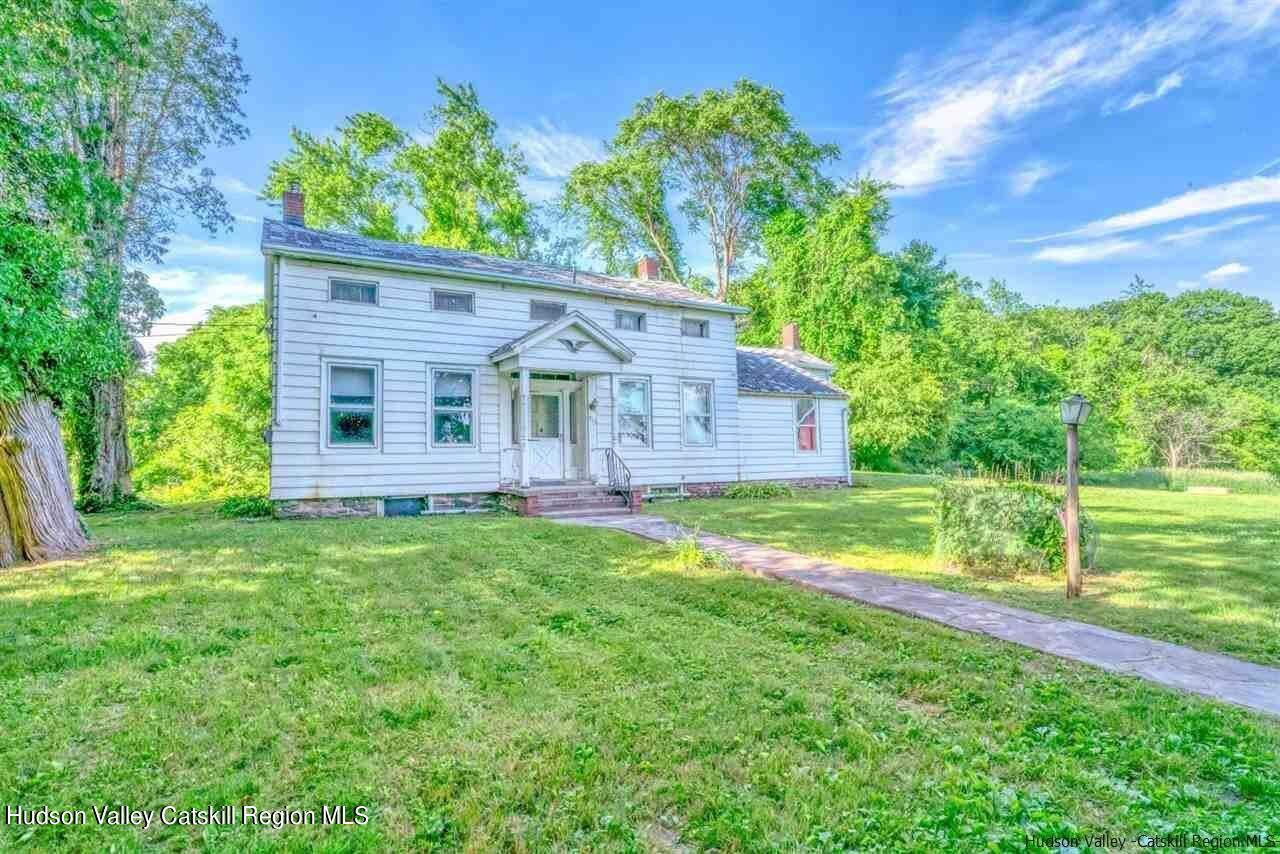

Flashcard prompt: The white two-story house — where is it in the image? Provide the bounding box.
[261,188,849,518]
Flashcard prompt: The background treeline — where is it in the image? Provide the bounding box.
[130,179,1280,500]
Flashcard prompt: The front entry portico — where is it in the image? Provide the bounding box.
[489,311,636,488]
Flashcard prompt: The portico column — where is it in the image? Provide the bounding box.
[519,367,531,488]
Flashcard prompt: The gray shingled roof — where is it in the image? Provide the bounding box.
[261,219,747,314]
[736,348,846,398]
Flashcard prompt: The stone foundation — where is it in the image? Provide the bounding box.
[275,497,381,519]
[275,493,500,519]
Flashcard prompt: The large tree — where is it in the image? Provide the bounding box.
[608,79,838,298]
[0,0,134,565]
[56,0,248,509]
[265,80,537,258]
[562,150,684,281]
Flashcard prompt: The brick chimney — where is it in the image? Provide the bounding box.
[635,256,661,280]
[282,183,305,227]
[781,322,801,351]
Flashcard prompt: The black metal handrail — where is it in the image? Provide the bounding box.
[604,448,632,505]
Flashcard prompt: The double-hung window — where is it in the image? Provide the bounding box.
[617,378,650,446]
[795,399,818,452]
[327,363,378,447]
[681,381,714,446]
[432,368,476,446]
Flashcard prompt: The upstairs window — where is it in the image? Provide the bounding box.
[432,290,474,313]
[617,378,650,446]
[795,399,818,452]
[432,368,476,446]
[682,381,714,446]
[330,278,378,305]
[615,310,646,332]
[681,318,709,338]
[327,364,377,447]
[530,300,567,321]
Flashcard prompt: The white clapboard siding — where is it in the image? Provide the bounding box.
[269,257,744,499]
[736,395,849,483]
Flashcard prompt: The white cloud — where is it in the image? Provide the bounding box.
[863,0,1280,192]
[138,269,260,354]
[1157,214,1266,243]
[1022,175,1280,242]
[164,233,258,262]
[508,119,606,179]
[1009,159,1064,197]
[1257,155,1280,177]
[1117,70,1185,112]
[213,175,257,196]
[1033,238,1145,264]
[1204,261,1250,280]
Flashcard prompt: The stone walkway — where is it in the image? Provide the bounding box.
[557,513,1280,718]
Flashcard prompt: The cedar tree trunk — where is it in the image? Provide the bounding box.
[0,395,89,568]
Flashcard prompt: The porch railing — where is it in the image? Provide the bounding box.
[604,448,632,506]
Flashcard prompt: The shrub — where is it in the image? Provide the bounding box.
[667,532,731,571]
[722,481,794,500]
[216,495,274,519]
[934,479,1098,576]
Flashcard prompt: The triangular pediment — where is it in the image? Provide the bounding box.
[489,311,634,365]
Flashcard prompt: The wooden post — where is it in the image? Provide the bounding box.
[1064,422,1083,598]
[519,368,531,488]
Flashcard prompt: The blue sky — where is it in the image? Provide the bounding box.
[146,0,1280,346]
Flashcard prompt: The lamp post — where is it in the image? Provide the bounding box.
[1060,393,1093,598]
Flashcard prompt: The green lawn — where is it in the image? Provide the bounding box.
[653,473,1280,667]
[1,507,1278,851]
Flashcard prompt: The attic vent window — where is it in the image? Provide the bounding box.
[615,310,646,332]
[530,300,566,321]
[681,318,709,338]
[433,290,474,313]
[330,278,378,305]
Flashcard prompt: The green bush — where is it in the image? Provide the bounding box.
[722,481,795,499]
[934,479,1098,576]
[216,495,274,519]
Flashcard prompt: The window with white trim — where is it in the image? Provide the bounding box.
[681,381,714,446]
[432,289,474,313]
[615,310,646,332]
[795,398,818,452]
[329,278,378,305]
[681,317,709,338]
[327,363,378,447]
[617,378,650,446]
[530,300,566,321]
[432,368,476,446]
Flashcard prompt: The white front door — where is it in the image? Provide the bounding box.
[528,392,564,481]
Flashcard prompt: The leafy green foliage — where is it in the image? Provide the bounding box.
[129,304,269,500]
[265,80,536,258]
[562,150,684,280]
[216,495,273,519]
[594,79,837,297]
[934,479,1098,576]
[722,481,795,499]
[946,398,1064,477]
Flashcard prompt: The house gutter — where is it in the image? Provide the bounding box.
[259,241,751,316]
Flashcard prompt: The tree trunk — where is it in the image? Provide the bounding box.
[83,375,135,508]
[0,395,89,568]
